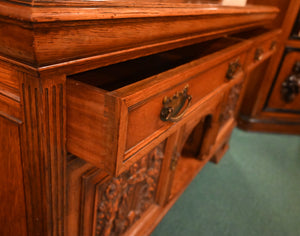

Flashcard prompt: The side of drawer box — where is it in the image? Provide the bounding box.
[66,38,251,175]
[67,81,123,175]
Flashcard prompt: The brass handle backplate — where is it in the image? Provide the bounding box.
[254,48,264,61]
[226,59,241,80]
[160,85,192,122]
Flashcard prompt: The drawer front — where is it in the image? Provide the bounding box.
[67,40,250,175]
[245,33,279,68]
[266,48,300,113]
[125,53,246,153]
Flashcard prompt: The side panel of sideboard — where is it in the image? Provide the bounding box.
[0,58,68,236]
[0,115,27,236]
[0,60,27,236]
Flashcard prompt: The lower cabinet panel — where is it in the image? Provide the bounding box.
[67,143,165,236]
[94,145,164,236]
[0,116,27,236]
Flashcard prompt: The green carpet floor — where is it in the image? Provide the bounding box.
[151,128,300,236]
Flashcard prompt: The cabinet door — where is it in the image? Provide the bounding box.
[266,48,300,114]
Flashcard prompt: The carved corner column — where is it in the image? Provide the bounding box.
[19,71,67,236]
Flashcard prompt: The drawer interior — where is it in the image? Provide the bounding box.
[66,36,246,175]
[229,27,272,39]
[67,37,242,91]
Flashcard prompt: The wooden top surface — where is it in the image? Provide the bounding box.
[1,1,278,22]
[0,1,279,72]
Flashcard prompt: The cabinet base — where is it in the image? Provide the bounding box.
[238,115,300,134]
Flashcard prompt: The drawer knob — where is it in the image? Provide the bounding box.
[160,85,192,122]
[281,61,300,103]
[226,59,241,80]
[254,48,264,61]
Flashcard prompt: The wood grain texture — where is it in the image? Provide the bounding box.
[66,143,164,236]
[247,0,290,28]
[237,0,300,134]
[0,1,279,22]
[66,37,249,176]
[0,116,27,236]
[238,115,300,134]
[93,145,163,236]
[0,92,22,122]
[0,2,284,235]
[20,73,67,236]
[66,79,125,175]
[66,158,94,236]
[0,1,278,67]
[0,60,21,101]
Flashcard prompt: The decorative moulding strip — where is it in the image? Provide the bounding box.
[0,1,279,22]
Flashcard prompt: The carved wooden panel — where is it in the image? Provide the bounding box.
[93,146,164,236]
[219,82,243,126]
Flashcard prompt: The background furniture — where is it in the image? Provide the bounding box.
[239,0,300,134]
[0,1,278,236]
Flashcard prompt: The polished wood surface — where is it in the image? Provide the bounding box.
[0,1,277,69]
[66,37,249,175]
[0,1,280,235]
[267,52,300,111]
[238,0,300,134]
[0,116,27,236]
[247,0,290,28]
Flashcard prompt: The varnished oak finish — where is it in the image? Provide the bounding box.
[238,0,300,134]
[0,116,27,236]
[0,1,279,236]
[66,37,250,175]
[0,1,278,69]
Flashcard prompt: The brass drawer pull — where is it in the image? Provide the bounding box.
[160,85,192,122]
[226,59,241,80]
[254,48,264,61]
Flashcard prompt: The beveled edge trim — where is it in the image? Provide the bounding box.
[0,1,279,23]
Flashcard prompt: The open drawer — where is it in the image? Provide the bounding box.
[66,37,251,175]
[229,28,281,69]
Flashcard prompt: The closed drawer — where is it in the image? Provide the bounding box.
[231,28,281,69]
[66,37,250,175]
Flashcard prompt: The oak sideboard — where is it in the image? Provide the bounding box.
[0,1,279,236]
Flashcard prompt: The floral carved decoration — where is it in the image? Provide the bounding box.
[219,82,243,125]
[94,146,164,236]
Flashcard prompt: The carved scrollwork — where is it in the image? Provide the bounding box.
[226,59,241,80]
[94,146,164,236]
[281,61,300,103]
[219,83,243,125]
